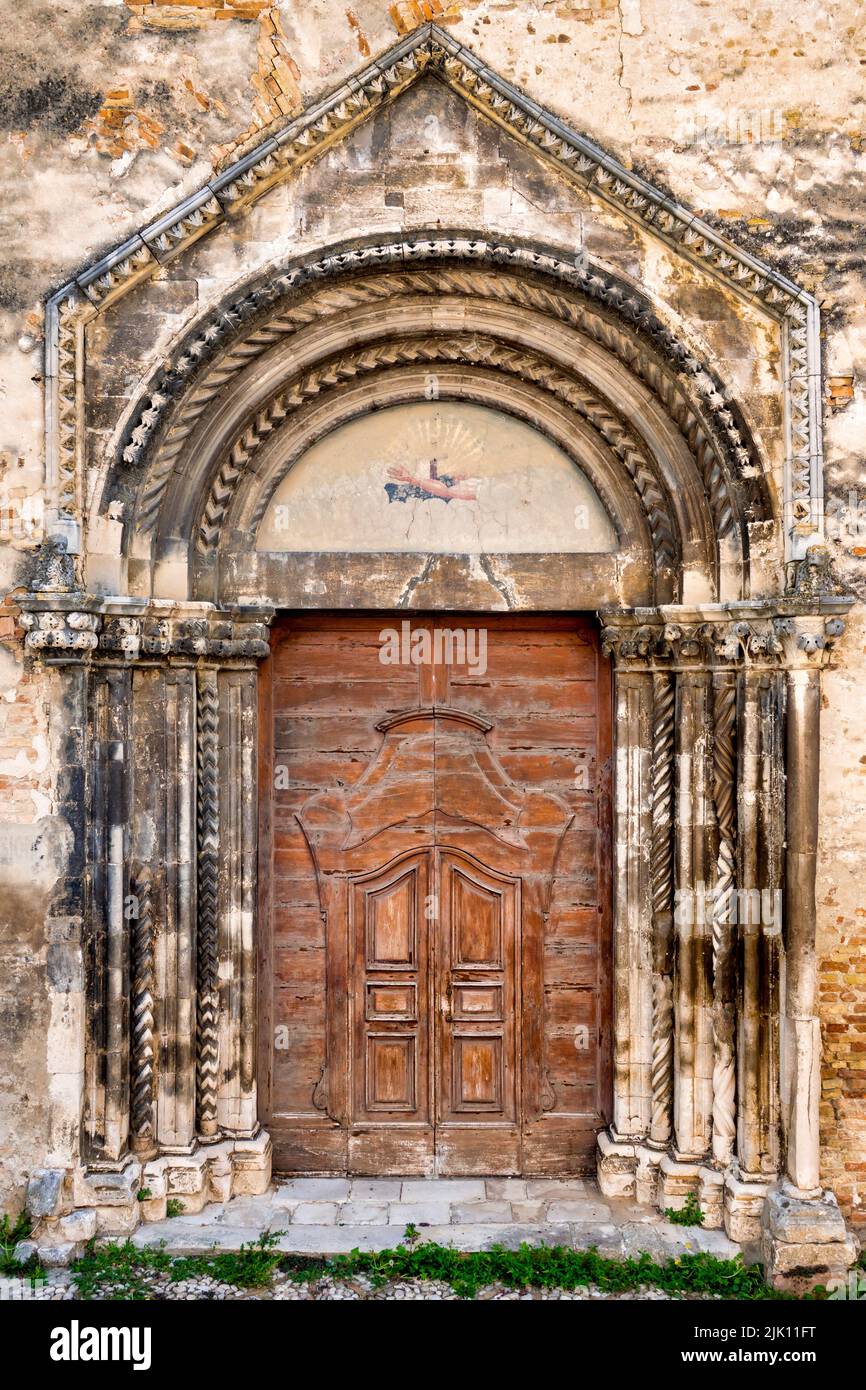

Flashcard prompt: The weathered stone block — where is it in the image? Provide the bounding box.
[74,1164,140,1207]
[761,1185,859,1290]
[763,1186,853,1244]
[94,1203,141,1236]
[230,1133,272,1195]
[58,1209,97,1242]
[724,1177,769,1244]
[25,1168,65,1219]
[596,1132,637,1198]
[139,1194,168,1223]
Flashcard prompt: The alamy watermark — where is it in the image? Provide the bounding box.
[378,622,488,677]
[680,108,786,150]
[675,883,782,929]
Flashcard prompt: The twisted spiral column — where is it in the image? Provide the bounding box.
[650,671,675,1144]
[711,675,737,1165]
[130,865,155,1151]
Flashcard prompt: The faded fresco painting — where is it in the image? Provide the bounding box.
[256,401,617,553]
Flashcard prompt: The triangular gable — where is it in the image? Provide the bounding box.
[44,21,822,561]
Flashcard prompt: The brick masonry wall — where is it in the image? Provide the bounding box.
[0,0,863,1215]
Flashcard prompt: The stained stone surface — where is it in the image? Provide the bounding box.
[127,1176,744,1261]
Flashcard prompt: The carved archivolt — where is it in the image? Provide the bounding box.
[113,257,761,592]
[121,260,755,535]
[191,334,681,576]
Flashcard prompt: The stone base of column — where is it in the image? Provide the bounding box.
[597,1131,777,1239]
[22,1131,274,1263]
[597,1129,666,1199]
[761,1184,859,1292]
[598,1130,724,1216]
[724,1171,775,1243]
[657,1155,724,1228]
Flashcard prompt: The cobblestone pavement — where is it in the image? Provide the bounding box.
[23,1269,709,1302]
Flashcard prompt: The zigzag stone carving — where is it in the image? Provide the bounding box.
[196,669,221,1139]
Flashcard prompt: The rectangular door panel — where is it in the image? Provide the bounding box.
[436,851,518,1146]
[350,852,431,1128]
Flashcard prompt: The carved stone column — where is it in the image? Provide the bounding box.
[146,616,270,1149]
[670,633,715,1168]
[216,667,260,1138]
[760,611,857,1288]
[18,594,274,1232]
[710,663,737,1168]
[131,628,198,1156]
[649,669,675,1150]
[596,622,658,1200]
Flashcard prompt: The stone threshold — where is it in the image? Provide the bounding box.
[129,1176,748,1260]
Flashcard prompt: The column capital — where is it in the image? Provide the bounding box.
[15,597,275,666]
[599,598,851,671]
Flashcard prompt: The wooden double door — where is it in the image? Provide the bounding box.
[259,615,612,1175]
[347,843,520,1173]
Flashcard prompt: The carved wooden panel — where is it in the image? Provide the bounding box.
[438,853,516,1140]
[351,854,429,1127]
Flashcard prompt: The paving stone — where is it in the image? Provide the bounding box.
[547,1200,613,1222]
[485,1179,527,1199]
[570,1224,622,1252]
[421,1224,573,1252]
[216,1201,283,1227]
[388,1202,452,1226]
[337,1202,389,1225]
[451,1201,513,1224]
[132,1227,263,1253]
[525,1179,589,1199]
[348,1179,404,1200]
[510,1201,547,1222]
[273,1178,351,1201]
[292,1202,339,1225]
[275,1226,401,1254]
[400,1179,486,1202]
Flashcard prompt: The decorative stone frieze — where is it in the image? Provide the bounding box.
[19,608,99,653]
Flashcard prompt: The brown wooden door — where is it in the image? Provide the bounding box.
[260,615,612,1175]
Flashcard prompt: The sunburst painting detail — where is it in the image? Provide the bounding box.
[382,411,484,505]
[257,401,617,554]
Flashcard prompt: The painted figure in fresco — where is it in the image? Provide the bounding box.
[384,456,479,504]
